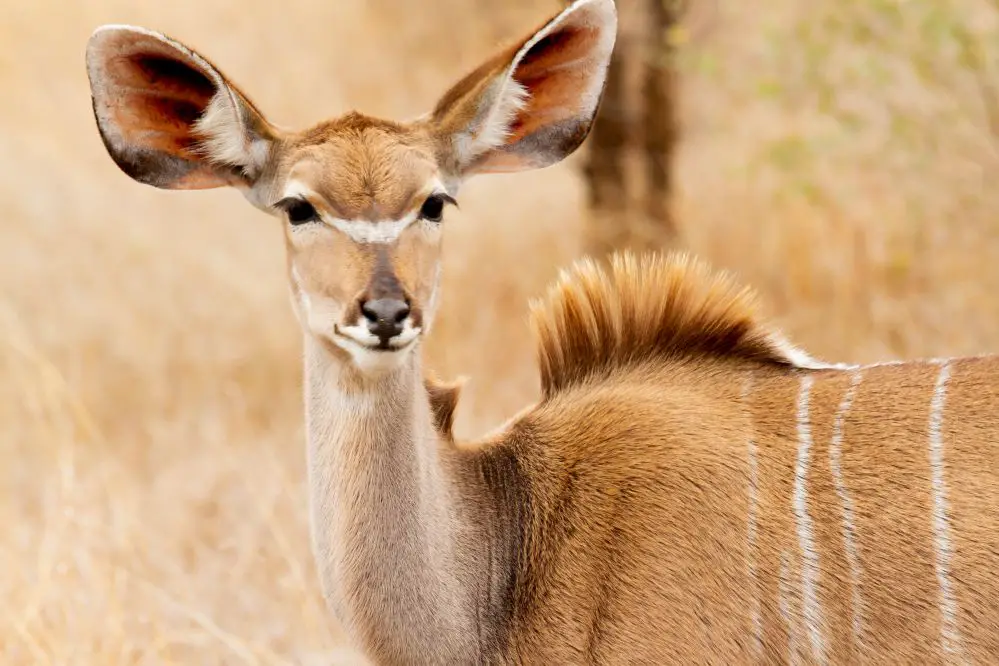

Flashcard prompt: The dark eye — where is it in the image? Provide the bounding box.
[278,198,318,226]
[419,194,447,223]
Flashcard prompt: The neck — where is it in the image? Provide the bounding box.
[302,335,516,662]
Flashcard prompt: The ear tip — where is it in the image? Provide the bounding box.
[86,24,172,58]
[570,0,618,17]
[561,0,619,33]
[86,25,128,74]
[89,23,145,43]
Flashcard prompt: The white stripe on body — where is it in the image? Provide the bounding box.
[828,370,866,650]
[742,374,763,657]
[928,361,965,661]
[794,374,826,663]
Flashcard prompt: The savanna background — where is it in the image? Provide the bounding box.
[4,0,999,662]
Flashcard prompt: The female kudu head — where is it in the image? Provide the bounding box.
[85,0,618,376]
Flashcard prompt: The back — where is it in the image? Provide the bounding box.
[503,356,999,663]
[745,356,999,664]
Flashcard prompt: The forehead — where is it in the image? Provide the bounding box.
[278,112,439,221]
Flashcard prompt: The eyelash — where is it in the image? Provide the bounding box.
[275,197,318,226]
[419,193,457,223]
[274,193,457,227]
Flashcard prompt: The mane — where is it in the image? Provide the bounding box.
[529,251,834,399]
[424,373,466,441]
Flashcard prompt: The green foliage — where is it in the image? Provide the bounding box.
[678,0,999,216]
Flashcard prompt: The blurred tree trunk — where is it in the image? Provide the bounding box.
[582,50,627,237]
[582,0,681,259]
[642,0,679,233]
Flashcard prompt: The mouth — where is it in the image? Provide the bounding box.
[332,324,419,354]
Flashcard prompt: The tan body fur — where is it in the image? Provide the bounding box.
[496,350,999,663]
[83,1,999,662]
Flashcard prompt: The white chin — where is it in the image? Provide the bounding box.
[330,330,418,375]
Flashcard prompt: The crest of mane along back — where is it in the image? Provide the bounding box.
[529,251,827,399]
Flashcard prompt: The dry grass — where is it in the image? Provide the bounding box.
[3,0,999,662]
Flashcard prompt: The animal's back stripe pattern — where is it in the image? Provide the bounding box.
[828,370,866,650]
[794,374,826,662]
[927,361,965,661]
[742,374,764,658]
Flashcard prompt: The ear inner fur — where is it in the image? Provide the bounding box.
[86,25,274,189]
[428,0,617,176]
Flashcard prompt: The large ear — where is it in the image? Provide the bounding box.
[429,0,617,178]
[85,25,276,190]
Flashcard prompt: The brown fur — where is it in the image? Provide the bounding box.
[529,251,808,399]
[424,373,465,441]
[277,114,439,220]
[441,254,999,663]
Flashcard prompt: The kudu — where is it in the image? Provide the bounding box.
[85,0,999,662]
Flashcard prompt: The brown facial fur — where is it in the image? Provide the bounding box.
[273,113,442,220]
[284,204,439,335]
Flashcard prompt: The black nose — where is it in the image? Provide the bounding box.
[360,298,410,344]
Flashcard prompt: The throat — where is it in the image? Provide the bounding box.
[301,334,488,661]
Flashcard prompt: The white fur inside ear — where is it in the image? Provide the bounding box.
[558,0,618,112]
[193,92,269,176]
[89,24,271,180]
[448,0,616,169]
[460,76,529,162]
